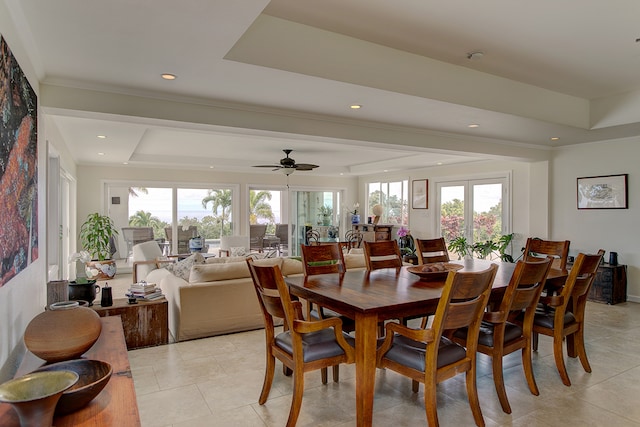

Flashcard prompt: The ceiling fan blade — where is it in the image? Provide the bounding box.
[253,164,281,168]
[295,163,319,171]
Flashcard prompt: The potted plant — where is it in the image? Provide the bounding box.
[79,212,118,280]
[318,205,333,226]
[397,226,418,264]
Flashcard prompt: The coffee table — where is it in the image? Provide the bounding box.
[91,298,168,349]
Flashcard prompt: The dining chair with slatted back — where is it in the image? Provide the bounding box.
[524,238,570,271]
[300,242,354,380]
[531,250,604,386]
[416,237,450,264]
[363,240,403,271]
[246,258,354,427]
[452,257,552,413]
[377,263,498,427]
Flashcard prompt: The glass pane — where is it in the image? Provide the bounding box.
[197,189,234,254]
[440,185,465,241]
[249,189,279,235]
[128,187,172,240]
[472,183,502,242]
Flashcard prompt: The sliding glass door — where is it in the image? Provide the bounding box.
[290,189,342,256]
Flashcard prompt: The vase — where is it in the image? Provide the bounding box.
[351,214,360,224]
[0,371,79,427]
[86,259,116,280]
[23,302,102,363]
[68,280,100,306]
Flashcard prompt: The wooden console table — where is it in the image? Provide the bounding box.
[92,298,169,349]
[0,316,141,426]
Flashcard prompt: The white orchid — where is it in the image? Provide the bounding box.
[68,251,91,263]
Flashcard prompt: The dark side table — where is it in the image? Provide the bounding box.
[588,263,627,305]
[91,298,169,349]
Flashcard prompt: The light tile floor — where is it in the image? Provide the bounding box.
[126,293,640,427]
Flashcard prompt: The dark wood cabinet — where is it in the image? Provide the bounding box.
[588,263,627,305]
[92,298,169,349]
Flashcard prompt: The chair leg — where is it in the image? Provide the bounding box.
[553,330,571,386]
[465,368,485,427]
[259,354,276,405]
[521,342,540,396]
[423,379,439,427]
[321,367,328,384]
[332,365,340,382]
[412,379,419,393]
[532,331,539,351]
[574,328,592,373]
[287,367,305,427]
[491,353,511,414]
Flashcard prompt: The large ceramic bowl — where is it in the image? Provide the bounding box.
[33,359,112,415]
[407,263,463,281]
[24,304,102,363]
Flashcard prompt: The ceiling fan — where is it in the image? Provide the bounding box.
[253,149,319,175]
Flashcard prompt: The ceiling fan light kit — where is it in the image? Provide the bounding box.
[253,149,319,175]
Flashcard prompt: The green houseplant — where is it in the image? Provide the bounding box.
[79,213,118,280]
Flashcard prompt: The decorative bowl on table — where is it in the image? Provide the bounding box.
[33,359,112,415]
[0,370,79,427]
[407,263,463,281]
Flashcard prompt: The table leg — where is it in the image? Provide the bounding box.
[355,313,378,427]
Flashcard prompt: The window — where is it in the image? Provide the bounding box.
[366,180,408,225]
[108,183,236,255]
[436,174,510,257]
[249,189,282,235]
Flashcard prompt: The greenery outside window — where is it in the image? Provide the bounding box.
[366,180,408,225]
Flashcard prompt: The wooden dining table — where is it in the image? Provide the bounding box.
[284,258,566,427]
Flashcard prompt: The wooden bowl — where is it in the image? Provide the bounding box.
[33,359,112,415]
[407,263,463,281]
[24,305,102,363]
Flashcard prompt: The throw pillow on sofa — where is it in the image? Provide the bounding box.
[165,252,205,280]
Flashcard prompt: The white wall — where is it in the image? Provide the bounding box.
[0,4,47,379]
[551,137,640,300]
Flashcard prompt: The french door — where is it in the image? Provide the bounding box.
[436,176,510,247]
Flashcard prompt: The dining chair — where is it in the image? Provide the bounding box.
[523,237,570,271]
[377,264,498,427]
[246,258,354,427]
[305,229,320,246]
[531,250,604,386]
[415,237,450,264]
[452,257,553,413]
[363,240,403,271]
[343,229,363,251]
[300,243,355,379]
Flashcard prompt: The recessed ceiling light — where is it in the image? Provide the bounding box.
[209,166,215,169]
[123,162,128,165]
[550,137,560,141]
[97,135,106,139]
[97,152,105,156]
[339,173,344,176]
[350,104,362,109]
[161,73,177,80]
[437,162,443,165]
[383,169,388,172]
[468,124,480,128]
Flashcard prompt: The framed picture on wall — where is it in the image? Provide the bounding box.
[577,174,628,209]
[412,179,428,209]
